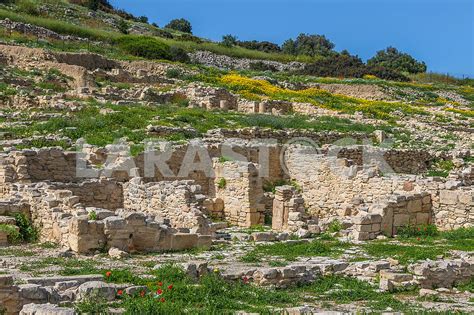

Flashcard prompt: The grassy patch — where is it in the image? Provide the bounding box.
[297,275,414,311]
[75,264,300,314]
[1,102,388,149]
[241,238,350,263]
[362,241,449,265]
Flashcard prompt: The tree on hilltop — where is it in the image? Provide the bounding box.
[165,18,192,34]
[368,46,427,74]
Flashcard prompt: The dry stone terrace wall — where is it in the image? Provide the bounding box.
[189,50,305,72]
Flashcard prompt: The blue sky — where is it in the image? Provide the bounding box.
[111,0,474,77]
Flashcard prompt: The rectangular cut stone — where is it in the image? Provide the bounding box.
[393,214,410,227]
[439,190,458,205]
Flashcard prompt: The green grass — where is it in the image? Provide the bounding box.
[1,102,390,150]
[362,241,449,265]
[74,264,300,314]
[0,8,117,41]
[240,238,350,263]
[0,247,35,257]
[362,227,474,265]
[297,275,414,311]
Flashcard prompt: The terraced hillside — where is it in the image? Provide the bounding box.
[0,1,473,314]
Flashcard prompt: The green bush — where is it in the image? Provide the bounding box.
[169,46,190,63]
[249,61,277,72]
[15,0,39,16]
[0,224,21,244]
[327,220,343,233]
[237,40,281,53]
[165,18,192,34]
[115,36,172,60]
[117,19,129,34]
[14,213,38,243]
[217,178,227,189]
[221,34,237,48]
[282,33,335,57]
[368,46,427,74]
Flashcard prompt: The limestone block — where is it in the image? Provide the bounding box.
[393,214,410,227]
[197,235,212,249]
[458,192,473,205]
[170,233,199,251]
[77,281,116,301]
[252,232,276,242]
[18,284,49,302]
[407,199,422,212]
[439,190,458,205]
[20,303,76,315]
[352,231,369,241]
[416,213,431,225]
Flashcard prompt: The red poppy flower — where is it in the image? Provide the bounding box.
[117,290,123,296]
[417,237,420,241]
[157,289,163,295]
[158,281,163,287]
[140,291,145,297]
[105,271,112,277]
[160,297,165,303]
[167,284,173,290]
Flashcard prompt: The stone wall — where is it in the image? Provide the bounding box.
[213,160,265,227]
[51,179,124,210]
[334,146,435,174]
[122,178,211,234]
[398,174,474,230]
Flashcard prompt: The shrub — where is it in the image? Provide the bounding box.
[165,18,192,34]
[217,178,227,189]
[367,65,409,82]
[86,0,100,11]
[115,36,172,60]
[117,19,129,34]
[16,0,39,16]
[282,33,335,57]
[249,61,277,72]
[169,46,190,63]
[237,40,281,53]
[178,33,203,43]
[327,220,343,233]
[0,224,21,244]
[14,213,38,243]
[154,29,173,39]
[88,211,97,221]
[221,34,237,48]
[301,52,367,78]
[300,52,409,82]
[368,46,427,74]
[138,16,148,24]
